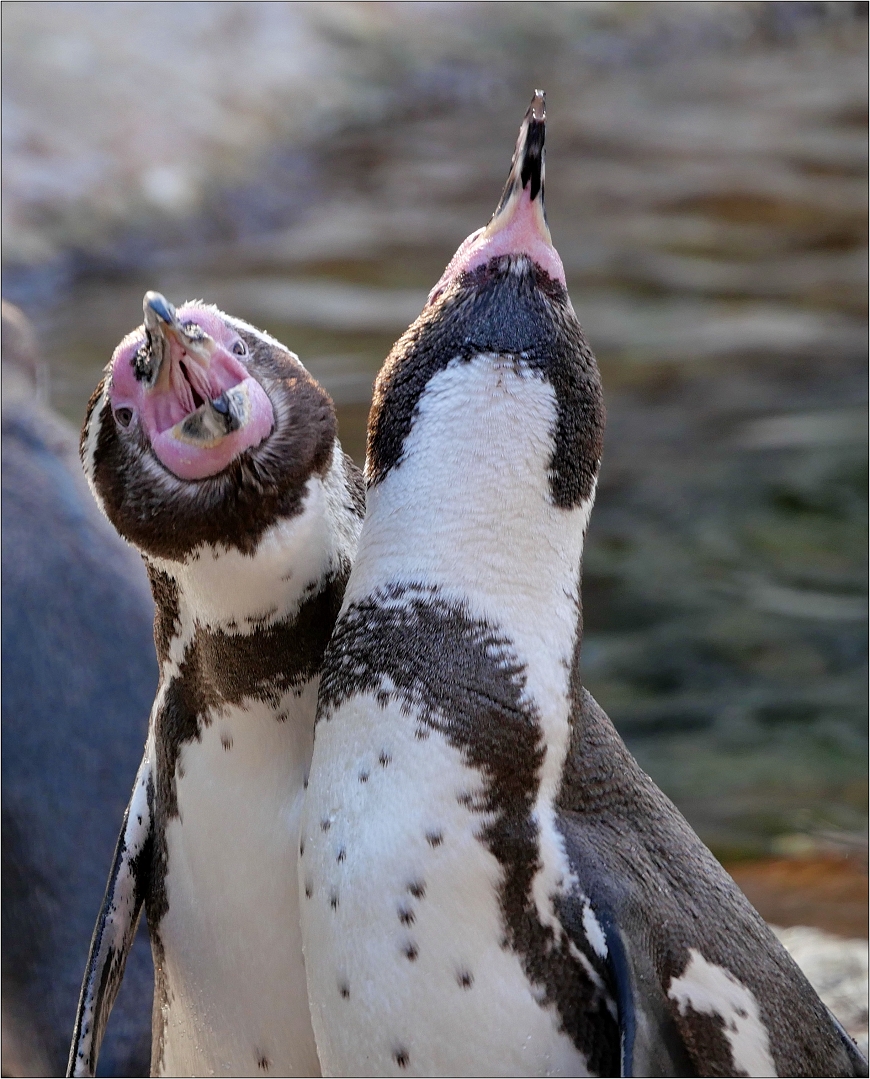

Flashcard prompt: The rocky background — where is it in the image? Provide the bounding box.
[3,0,867,1058]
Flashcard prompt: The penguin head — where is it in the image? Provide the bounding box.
[108,293,276,482]
[81,296,337,561]
[368,91,604,511]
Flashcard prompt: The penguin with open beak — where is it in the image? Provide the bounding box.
[69,295,364,1077]
[298,93,868,1078]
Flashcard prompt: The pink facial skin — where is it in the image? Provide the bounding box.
[428,176,566,305]
[109,303,274,481]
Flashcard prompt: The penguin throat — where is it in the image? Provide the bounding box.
[350,354,596,692]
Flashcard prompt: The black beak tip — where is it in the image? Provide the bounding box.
[143,291,175,325]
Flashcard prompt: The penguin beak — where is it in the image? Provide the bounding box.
[427,90,564,303]
[142,291,219,391]
[140,291,247,444]
[484,89,551,246]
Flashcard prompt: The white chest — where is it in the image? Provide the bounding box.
[156,685,320,1078]
[300,692,589,1078]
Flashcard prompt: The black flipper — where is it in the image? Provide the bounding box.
[555,821,696,1078]
[67,756,154,1078]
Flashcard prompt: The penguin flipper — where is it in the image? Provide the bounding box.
[556,820,699,1074]
[598,913,696,1078]
[67,755,154,1078]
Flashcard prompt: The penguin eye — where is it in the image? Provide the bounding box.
[114,407,134,428]
[232,339,247,356]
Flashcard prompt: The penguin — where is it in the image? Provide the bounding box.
[67,292,364,1078]
[2,302,154,1078]
[298,93,868,1078]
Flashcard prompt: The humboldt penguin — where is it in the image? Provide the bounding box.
[299,93,868,1077]
[68,293,364,1077]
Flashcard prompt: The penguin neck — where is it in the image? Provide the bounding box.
[147,441,359,670]
[350,354,596,786]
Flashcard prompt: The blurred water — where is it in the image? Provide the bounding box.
[3,2,867,857]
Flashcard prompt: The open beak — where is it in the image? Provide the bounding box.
[141,291,249,444]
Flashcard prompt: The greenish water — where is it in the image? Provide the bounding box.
[13,7,868,858]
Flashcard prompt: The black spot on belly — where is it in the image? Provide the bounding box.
[330,891,339,910]
[379,751,392,767]
[407,880,426,899]
[337,847,346,863]
[425,830,443,848]
[300,840,305,857]
[394,1048,410,1069]
[339,982,350,999]
[305,880,313,899]
[398,906,415,926]
[256,1051,270,1071]
[321,818,331,832]
[359,770,370,783]
[403,942,418,961]
[457,970,474,989]
[221,733,233,751]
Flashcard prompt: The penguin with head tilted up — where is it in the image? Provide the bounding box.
[299,94,868,1078]
[68,293,364,1078]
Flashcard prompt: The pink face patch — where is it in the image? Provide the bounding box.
[428,177,565,306]
[109,303,274,481]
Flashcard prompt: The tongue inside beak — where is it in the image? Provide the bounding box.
[428,89,565,300]
[172,383,251,446]
[139,292,274,480]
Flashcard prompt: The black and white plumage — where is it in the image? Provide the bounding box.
[68,294,364,1077]
[299,93,868,1078]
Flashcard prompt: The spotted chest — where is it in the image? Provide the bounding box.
[141,512,356,1077]
[301,691,594,1079]
[300,581,619,1077]
[152,686,321,1078]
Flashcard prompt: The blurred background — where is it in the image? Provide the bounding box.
[2,0,867,1068]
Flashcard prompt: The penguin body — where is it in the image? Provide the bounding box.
[299,96,867,1078]
[68,295,364,1077]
